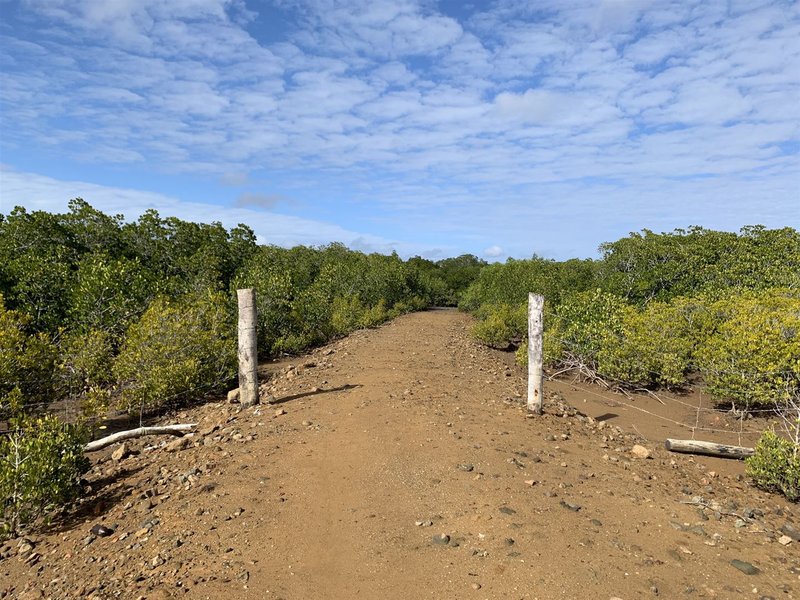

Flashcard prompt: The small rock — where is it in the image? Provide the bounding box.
[227,388,241,403]
[457,463,474,472]
[165,437,190,452]
[780,522,800,542]
[199,424,220,437]
[111,443,130,462]
[560,501,581,512]
[90,524,114,537]
[631,445,651,459]
[778,535,792,546]
[524,479,536,486]
[432,533,450,545]
[17,541,34,555]
[471,583,482,590]
[499,506,516,515]
[274,408,286,417]
[730,559,759,575]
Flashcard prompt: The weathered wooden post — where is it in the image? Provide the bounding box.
[527,293,544,414]
[237,288,258,407]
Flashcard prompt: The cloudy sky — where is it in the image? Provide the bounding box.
[0,0,798,260]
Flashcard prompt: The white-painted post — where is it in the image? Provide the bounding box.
[527,293,544,414]
[237,288,259,407]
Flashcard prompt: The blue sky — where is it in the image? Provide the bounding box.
[0,0,798,260]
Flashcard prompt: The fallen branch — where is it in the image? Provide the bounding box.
[664,438,754,460]
[85,424,196,452]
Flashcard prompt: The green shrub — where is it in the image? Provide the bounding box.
[56,329,114,419]
[472,303,526,349]
[0,295,57,409]
[746,430,800,501]
[697,290,800,409]
[389,296,427,318]
[597,297,709,388]
[460,257,596,313]
[545,289,628,372]
[67,251,152,337]
[113,292,236,413]
[330,295,367,334]
[0,396,89,537]
[359,298,390,328]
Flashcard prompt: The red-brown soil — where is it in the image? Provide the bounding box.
[1,309,797,600]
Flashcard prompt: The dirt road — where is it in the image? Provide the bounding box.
[1,310,797,599]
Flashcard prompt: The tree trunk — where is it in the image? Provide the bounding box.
[664,438,754,460]
[85,424,196,452]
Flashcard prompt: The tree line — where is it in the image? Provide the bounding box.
[0,199,488,419]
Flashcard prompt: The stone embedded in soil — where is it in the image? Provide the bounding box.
[499,506,516,515]
[227,388,241,403]
[457,463,474,472]
[730,559,759,575]
[165,436,190,452]
[111,443,130,462]
[560,501,581,512]
[631,445,651,459]
[199,423,220,437]
[89,524,114,537]
[17,541,34,556]
[778,535,793,546]
[780,522,800,542]
[432,534,450,545]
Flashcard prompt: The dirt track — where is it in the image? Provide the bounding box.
[1,310,797,599]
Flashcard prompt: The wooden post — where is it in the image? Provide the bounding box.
[527,293,544,414]
[237,288,259,407]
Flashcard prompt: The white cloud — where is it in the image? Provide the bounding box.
[483,245,504,258]
[1,0,798,259]
[493,89,585,125]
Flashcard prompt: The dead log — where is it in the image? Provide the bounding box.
[85,424,196,452]
[664,438,754,460]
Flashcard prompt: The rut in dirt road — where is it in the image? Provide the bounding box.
[2,310,797,600]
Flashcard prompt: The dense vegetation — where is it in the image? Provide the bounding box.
[0,200,486,534]
[461,225,800,499]
[0,200,488,420]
